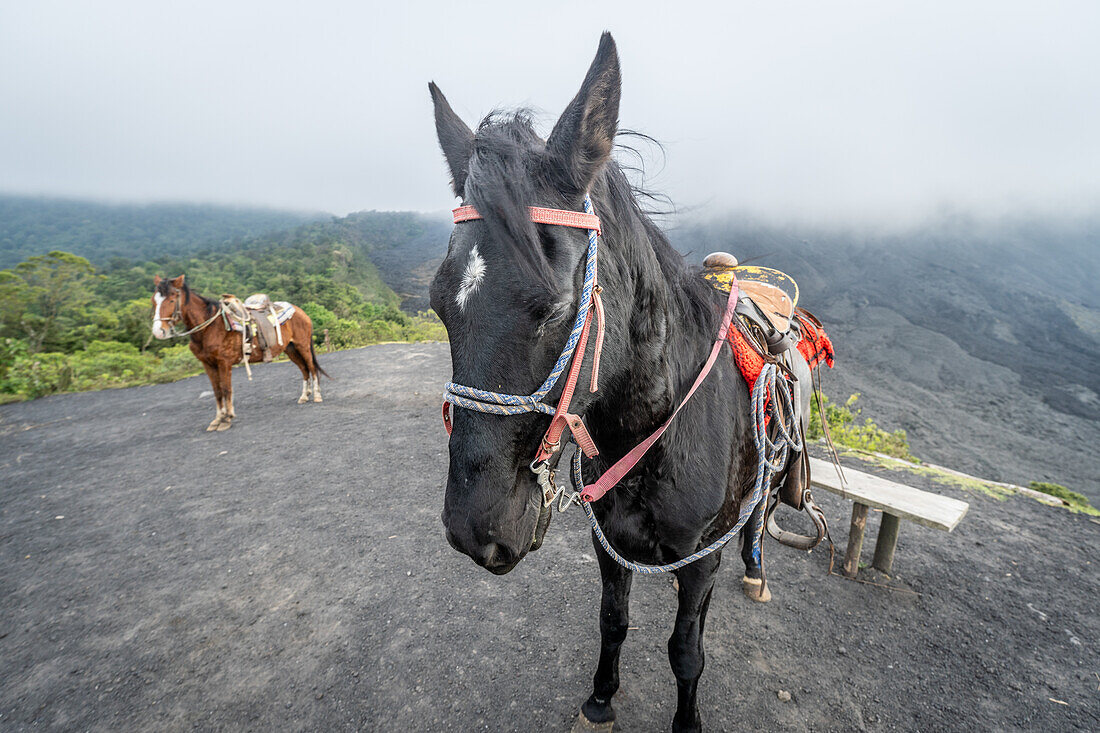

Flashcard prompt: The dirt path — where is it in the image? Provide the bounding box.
[1,343,1097,731]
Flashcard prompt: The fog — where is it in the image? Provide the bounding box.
[2,1,1098,224]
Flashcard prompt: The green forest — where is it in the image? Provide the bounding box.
[0,198,446,401]
[0,195,317,268]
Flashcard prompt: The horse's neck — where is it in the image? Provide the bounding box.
[181,296,216,344]
[593,215,716,447]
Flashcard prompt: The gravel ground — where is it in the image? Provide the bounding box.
[1,343,1097,732]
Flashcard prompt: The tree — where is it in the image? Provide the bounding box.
[0,251,99,352]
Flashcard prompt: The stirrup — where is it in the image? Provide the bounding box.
[766,489,829,551]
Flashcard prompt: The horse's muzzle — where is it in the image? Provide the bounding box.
[443,523,523,575]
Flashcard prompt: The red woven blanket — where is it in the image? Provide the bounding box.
[727,313,834,386]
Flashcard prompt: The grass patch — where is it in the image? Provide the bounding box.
[842,449,1016,500]
[809,392,917,461]
[1029,481,1100,517]
[842,449,1098,517]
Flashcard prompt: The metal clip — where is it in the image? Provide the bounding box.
[532,458,581,511]
[530,459,556,507]
[555,486,581,513]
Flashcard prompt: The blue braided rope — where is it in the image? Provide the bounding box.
[579,363,800,575]
[749,365,801,562]
[443,195,600,416]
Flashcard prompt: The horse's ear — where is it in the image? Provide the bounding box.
[171,275,185,288]
[545,32,621,197]
[429,82,475,198]
[153,275,162,286]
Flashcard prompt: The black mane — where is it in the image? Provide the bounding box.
[463,111,550,285]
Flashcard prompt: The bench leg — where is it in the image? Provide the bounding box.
[872,513,900,575]
[842,502,869,577]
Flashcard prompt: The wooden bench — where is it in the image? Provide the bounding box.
[807,457,969,576]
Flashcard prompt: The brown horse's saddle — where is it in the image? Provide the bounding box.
[221,294,296,362]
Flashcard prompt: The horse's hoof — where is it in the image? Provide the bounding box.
[572,709,613,732]
[313,396,323,403]
[742,575,772,603]
[206,420,221,432]
[216,419,232,431]
[297,396,308,404]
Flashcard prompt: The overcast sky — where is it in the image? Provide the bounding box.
[2,1,1098,224]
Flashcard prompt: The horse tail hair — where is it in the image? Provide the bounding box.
[310,339,331,379]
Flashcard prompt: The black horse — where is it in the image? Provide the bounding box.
[431,33,811,732]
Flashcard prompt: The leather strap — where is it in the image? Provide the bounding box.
[444,197,605,460]
[535,290,604,462]
[453,205,602,234]
[581,277,740,502]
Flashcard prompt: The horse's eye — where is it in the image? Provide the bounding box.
[537,302,570,333]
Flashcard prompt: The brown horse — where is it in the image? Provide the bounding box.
[150,275,327,431]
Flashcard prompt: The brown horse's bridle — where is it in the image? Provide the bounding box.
[154,288,223,338]
[154,291,183,331]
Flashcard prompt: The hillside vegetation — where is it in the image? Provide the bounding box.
[0,195,320,268]
[0,208,448,401]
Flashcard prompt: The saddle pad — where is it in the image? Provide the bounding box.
[243,293,271,310]
[272,302,295,324]
[728,312,834,387]
[225,302,295,332]
[795,313,834,371]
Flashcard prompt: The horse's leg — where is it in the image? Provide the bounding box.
[297,335,322,403]
[202,362,225,431]
[575,543,633,732]
[668,553,720,733]
[740,501,771,602]
[286,342,312,404]
[216,362,233,430]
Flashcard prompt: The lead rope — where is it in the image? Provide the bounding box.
[568,362,801,574]
[165,305,226,339]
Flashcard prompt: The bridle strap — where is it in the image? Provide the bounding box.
[443,196,605,463]
[157,292,225,339]
[535,284,601,462]
[453,204,601,234]
[154,294,182,325]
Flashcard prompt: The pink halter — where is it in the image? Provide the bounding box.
[452,205,601,234]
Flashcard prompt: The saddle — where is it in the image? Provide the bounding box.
[701,253,835,548]
[243,294,284,362]
[221,293,291,363]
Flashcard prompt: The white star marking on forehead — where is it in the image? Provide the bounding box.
[455,245,486,311]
